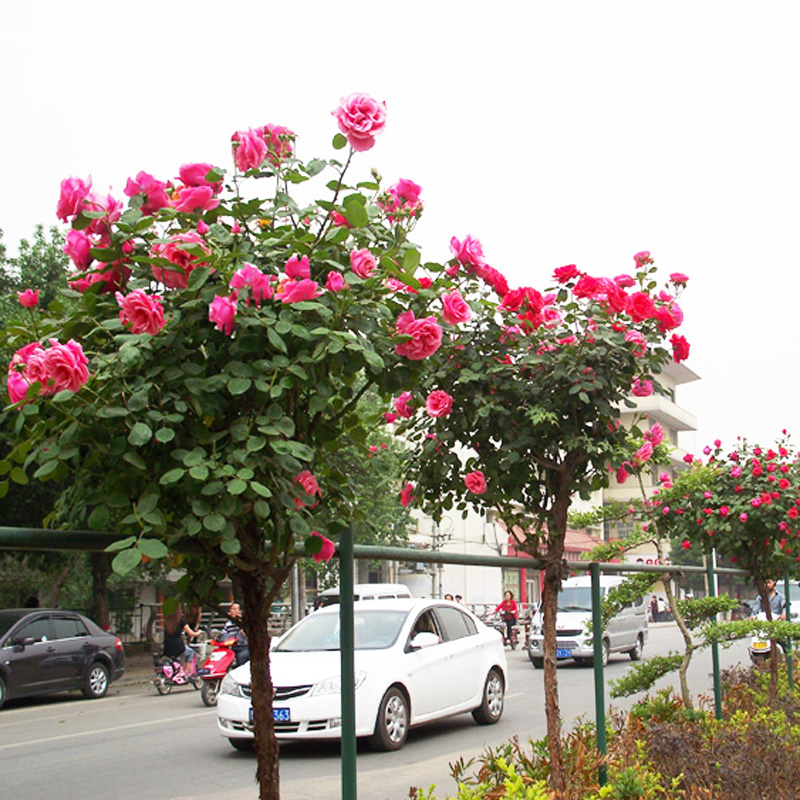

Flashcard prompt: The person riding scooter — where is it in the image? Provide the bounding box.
[749,578,786,620]
[219,602,250,666]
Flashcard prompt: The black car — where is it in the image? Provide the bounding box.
[0,609,125,709]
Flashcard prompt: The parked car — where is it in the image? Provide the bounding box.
[217,598,507,751]
[528,575,648,668]
[0,608,125,709]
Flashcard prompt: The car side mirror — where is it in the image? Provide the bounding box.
[410,631,439,650]
[13,636,36,650]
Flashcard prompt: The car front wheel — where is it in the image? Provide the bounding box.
[0,676,6,710]
[369,686,409,751]
[83,661,110,699]
[629,635,644,661]
[472,668,504,725]
[229,738,254,752]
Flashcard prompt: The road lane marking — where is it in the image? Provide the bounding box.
[0,710,212,751]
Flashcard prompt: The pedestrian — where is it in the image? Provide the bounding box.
[162,603,203,673]
[750,578,786,620]
[455,594,464,605]
[444,593,454,601]
[656,596,667,622]
[649,596,658,623]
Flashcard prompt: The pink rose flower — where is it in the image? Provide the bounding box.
[626,291,656,322]
[384,412,398,424]
[325,271,347,292]
[56,176,92,222]
[172,185,220,213]
[394,311,443,360]
[464,470,487,495]
[18,289,39,308]
[393,391,415,419]
[284,255,311,280]
[400,482,416,507]
[631,378,654,397]
[614,274,636,288]
[178,163,222,191]
[331,210,351,228]
[309,532,335,563]
[231,127,269,172]
[230,263,273,307]
[681,540,691,550]
[6,342,46,403]
[43,339,90,393]
[671,334,690,363]
[449,235,486,268]
[63,229,94,270]
[83,191,123,236]
[294,471,321,508]
[552,264,579,283]
[279,279,321,303]
[333,93,387,151]
[670,272,689,286]
[124,171,170,216]
[616,464,630,484]
[624,330,647,357]
[633,441,654,466]
[209,292,238,336]
[379,179,423,222]
[116,290,165,335]
[441,291,472,325]
[349,248,377,279]
[151,232,210,289]
[425,390,454,418]
[644,423,664,446]
[541,305,564,328]
[633,251,653,268]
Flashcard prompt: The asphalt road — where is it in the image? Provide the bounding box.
[0,624,752,800]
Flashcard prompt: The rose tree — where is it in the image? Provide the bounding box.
[0,93,484,800]
[392,252,690,793]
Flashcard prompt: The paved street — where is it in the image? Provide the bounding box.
[0,624,753,800]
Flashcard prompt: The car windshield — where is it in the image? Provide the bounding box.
[276,609,408,652]
[557,587,593,612]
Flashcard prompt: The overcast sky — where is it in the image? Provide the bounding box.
[2,2,798,454]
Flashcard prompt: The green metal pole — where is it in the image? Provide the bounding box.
[706,554,722,720]
[590,563,607,786]
[784,577,794,690]
[339,524,357,800]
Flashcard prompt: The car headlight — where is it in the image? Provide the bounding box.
[311,671,367,696]
[220,673,247,698]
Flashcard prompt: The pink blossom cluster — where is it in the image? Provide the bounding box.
[116,290,165,335]
[333,93,387,151]
[378,179,423,224]
[231,124,295,172]
[449,235,509,298]
[7,339,89,404]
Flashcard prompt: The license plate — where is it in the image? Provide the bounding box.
[273,708,290,722]
[196,667,210,676]
[556,648,572,659]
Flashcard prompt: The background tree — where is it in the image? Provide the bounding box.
[653,434,800,700]
[396,255,691,793]
[0,95,497,800]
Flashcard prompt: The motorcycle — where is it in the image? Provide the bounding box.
[489,614,519,649]
[152,652,202,694]
[748,611,786,664]
[196,636,238,706]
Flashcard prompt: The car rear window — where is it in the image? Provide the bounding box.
[435,606,476,641]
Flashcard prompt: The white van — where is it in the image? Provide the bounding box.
[527,575,648,668]
[316,583,412,608]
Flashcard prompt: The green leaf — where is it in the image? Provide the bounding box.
[187,266,212,290]
[363,350,385,370]
[267,328,287,353]
[332,133,348,150]
[155,428,175,444]
[402,249,421,272]
[228,478,248,495]
[306,159,327,176]
[189,465,209,480]
[160,468,185,485]
[33,461,60,480]
[128,422,153,447]
[97,407,130,419]
[106,535,137,552]
[228,377,252,396]
[139,538,169,559]
[136,492,159,515]
[251,482,272,498]
[221,538,242,555]
[247,436,267,453]
[203,513,227,532]
[10,467,28,485]
[112,548,143,576]
[88,505,110,530]
[123,452,147,470]
[343,198,368,228]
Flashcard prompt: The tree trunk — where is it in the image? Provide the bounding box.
[89,552,112,629]
[540,560,565,792]
[239,569,283,800]
[42,553,81,607]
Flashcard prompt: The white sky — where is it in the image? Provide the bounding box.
[2,1,799,453]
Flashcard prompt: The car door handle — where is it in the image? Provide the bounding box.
[47,646,56,653]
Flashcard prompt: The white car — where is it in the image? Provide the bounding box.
[217,598,507,751]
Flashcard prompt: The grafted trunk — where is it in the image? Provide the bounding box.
[89,552,112,629]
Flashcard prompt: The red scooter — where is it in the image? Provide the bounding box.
[197,636,238,706]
